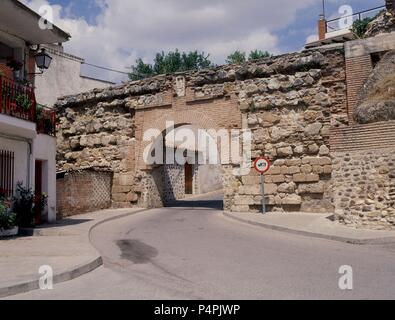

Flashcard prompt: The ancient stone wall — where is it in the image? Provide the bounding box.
[331,121,395,230]
[227,47,347,213]
[55,45,347,213]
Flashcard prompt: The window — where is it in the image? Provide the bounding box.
[0,150,14,198]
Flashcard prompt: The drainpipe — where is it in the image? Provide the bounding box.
[0,132,33,188]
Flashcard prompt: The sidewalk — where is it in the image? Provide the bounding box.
[0,208,145,298]
[223,211,395,245]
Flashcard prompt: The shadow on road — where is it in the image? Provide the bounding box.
[167,199,224,210]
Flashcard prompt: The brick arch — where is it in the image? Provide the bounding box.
[137,109,224,169]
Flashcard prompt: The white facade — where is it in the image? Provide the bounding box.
[34,45,114,107]
[0,114,57,222]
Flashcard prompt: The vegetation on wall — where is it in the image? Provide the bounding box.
[129,50,213,80]
[226,50,272,64]
[129,49,273,79]
[351,17,375,38]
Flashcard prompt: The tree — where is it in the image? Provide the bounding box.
[226,50,247,64]
[129,50,213,80]
[248,50,272,61]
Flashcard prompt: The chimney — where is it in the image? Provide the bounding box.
[318,14,327,41]
[386,0,395,12]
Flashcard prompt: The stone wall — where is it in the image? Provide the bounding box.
[56,168,113,218]
[227,47,347,213]
[55,45,347,213]
[332,149,395,230]
[331,121,395,230]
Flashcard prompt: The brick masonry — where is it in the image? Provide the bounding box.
[56,168,113,218]
[345,54,373,125]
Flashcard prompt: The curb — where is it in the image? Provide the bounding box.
[0,208,148,299]
[222,211,395,245]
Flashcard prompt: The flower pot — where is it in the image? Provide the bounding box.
[0,227,19,237]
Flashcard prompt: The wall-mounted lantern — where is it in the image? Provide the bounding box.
[35,48,52,71]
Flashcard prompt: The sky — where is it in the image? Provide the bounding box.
[22,0,385,83]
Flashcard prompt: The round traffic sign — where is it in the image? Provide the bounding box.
[253,157,271,174]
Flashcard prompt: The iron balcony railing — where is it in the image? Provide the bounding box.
[326,5,386,33]
[0,76,56,136]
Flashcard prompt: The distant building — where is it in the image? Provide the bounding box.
[306,3,387,49]
[34,44,115,108]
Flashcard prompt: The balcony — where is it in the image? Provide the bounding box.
[326,6,386,35]
[0,76,56,136]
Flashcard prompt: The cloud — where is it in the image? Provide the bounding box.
[22,0,318,83]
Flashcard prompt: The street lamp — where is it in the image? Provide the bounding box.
[35,48,52,71]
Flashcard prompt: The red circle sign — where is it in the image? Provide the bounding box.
[253,157,271,174]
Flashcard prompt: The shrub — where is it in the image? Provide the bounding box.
[12,182,35,228]
[12,183,49,228]
[0,199,17,231]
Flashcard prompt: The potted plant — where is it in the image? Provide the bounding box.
[0,198,18,237]
[6,57,23,72]
[13,182,35,228]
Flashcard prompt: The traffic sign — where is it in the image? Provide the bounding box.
[253,157,271,215]
[253,157,271,174]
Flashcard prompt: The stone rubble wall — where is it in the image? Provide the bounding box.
[227,48,347,213]
[55,45,347,213]
[332,149,395,230]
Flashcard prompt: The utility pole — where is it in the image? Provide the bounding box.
[322,0,326,18]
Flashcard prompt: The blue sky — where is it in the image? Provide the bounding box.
[24,0,386,82]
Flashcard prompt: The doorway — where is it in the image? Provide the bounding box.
[185,163,193,195]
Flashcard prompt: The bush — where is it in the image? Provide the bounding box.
[0,199,16,231]
[12,183,49,228]
[12,182,35,228]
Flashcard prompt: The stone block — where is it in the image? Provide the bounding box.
[277,146,294,157]
[298,182,325,194]
[278,182,297,193]
[242,176,260,185]
[239,185,260,195]
[293,173,320,183]
[119,174,134,186]
[271,175,286,183]
[282,194,302,205]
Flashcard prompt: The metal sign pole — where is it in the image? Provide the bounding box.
[260,173,266,215]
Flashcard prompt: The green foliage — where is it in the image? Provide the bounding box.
[15,94,32,111]
[248,50,272,61]
[129,50,213,80]
[0,199,16,231]
[36,104,44,120]
[12,183,48,228]
[351,17,374,38]
[226,50,247,64]
[226,50,273,64]
[13,182,35,228]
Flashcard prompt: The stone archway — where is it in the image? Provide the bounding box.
[135,109,228,208]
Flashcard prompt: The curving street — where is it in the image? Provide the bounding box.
[8,193,395,300]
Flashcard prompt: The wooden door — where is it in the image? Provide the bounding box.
[185,163,193,195]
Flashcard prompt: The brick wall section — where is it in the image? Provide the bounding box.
[331,121,395,152]
[56,169,113,218]
[345,54,373,124]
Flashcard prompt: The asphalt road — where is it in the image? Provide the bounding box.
[7,194,395,300]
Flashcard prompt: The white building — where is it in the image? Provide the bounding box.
[0,0,70,223]
[34,44,115,108]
